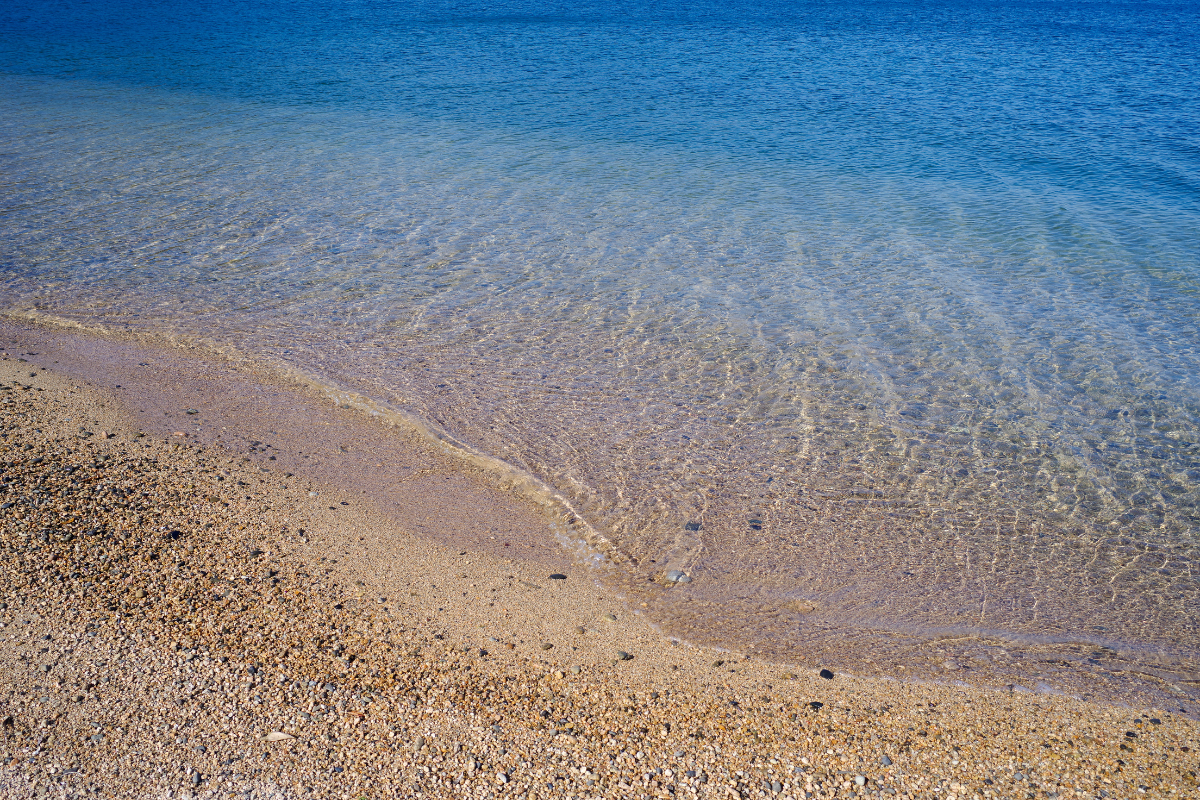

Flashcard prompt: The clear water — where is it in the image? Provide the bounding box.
[3,1,1199,698]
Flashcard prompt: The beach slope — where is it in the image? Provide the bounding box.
[0,335,1196,799]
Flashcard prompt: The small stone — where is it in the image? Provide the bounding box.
[854,775,866,786]
[664,570,692,583]
[603,613,617,622]
[880,755,892,766]
[570,666,581,675]
[819,668,834,679]
[413,736,426,751]
[549,573,566,580]
[262,731,293,742]
[134,589,147,599]
[574,626,585,634]
[185,409,199,415]
[540,642,553,650]
[497,772,509,784]
[616,651,633,661]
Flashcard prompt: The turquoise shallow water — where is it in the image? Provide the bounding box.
[2,1,1199,700]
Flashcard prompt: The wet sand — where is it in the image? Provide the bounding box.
[0,320,1197,799]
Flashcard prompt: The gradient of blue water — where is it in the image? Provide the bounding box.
[3,0,1200,690]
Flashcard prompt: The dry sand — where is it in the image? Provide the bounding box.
[0,321,1197,799]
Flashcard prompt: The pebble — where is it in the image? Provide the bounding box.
[819,668,835,679]
[617,650,633,661]
[664,570,692,583]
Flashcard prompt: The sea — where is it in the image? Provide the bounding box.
[2,0,1198,707]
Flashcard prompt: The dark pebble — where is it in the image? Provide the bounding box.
[549,573,566,580]
[819,668,835,679]
[684,521,701,531]
[809,701,823,711]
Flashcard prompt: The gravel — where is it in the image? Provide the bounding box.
[0,350,1197,799]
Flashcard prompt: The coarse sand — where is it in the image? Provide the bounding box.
[0,321,1197,799]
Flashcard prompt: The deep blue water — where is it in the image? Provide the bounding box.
[2,0,1199,695]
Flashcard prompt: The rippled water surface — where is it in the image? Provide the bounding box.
[3,0,1199,699]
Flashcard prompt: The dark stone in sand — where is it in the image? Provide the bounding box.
[819,668,835,679]
[549,573,567,580]
[809,701,823,710]
[684,521,701,531]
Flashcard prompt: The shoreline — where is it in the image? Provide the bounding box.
[0,322,1198,798]
[3,316,1198,715]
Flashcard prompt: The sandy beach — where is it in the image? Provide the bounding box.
[1,321,1197,800]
